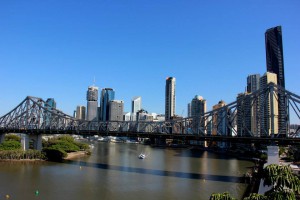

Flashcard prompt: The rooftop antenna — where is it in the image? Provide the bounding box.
[93,77,96,86]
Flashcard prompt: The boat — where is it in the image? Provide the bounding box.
[138,153,146,159]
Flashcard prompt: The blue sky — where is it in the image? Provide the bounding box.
[0,0,299,122]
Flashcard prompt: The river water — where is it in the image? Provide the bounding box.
[0,142,253,200]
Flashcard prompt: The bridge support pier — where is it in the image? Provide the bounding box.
[21,134,42,151]
[267,145,279,165]
[0,133,5,144]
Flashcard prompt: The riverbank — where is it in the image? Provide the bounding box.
[64,151,89,160]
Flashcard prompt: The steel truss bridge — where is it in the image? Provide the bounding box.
[0,83,300,145]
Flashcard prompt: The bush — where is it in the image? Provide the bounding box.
[5,134,21,142]
[0,149,45,160]
[43,148,67,161]
[0,140,21,150]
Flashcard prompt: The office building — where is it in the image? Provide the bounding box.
[236,93,252,137]
[100,88,115,121]
[246,74,260,136]
[247,74,260,93]
[165,77,176,120]
[265,26,287,134]
[86,86,98,121]
[259,72,279,135]
[212,100,229,148]
[76,106,86,120]
[187,103,191,117]
[190,95,206,134]
[44,98,56,127]
[108,100,124,121]
[131,96,141,121]
[132,96,142,114]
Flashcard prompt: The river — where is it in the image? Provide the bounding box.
[0,142,253,200]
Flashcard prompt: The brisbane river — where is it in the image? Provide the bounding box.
[0,142,254,200]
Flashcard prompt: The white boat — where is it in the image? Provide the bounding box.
[138,153,146,159]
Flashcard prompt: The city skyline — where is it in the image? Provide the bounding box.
[0,1,299,123]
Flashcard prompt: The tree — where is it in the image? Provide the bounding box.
[243,193,267,200]
[209,192,236,200]
[263,164,300,200]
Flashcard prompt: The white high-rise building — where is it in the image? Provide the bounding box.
[86,86,98,121]
[165,77,176,120]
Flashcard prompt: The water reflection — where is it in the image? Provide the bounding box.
[63,160,245,183]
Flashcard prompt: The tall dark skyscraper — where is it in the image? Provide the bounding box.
[165,77,176,120]
[100,88,115,121]
[265,26,287,134]
[265,26,285,88]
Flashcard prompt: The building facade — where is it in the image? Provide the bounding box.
[76,106,86,120]
[259,72,279,135]
[86,86,98,121]
[247,74,260,136]
[190,95,206,134]
[44,98,56,127]
[108,100,124,121]
[100,88,115,121]
[265,26,287,135]
[165,77,176,120]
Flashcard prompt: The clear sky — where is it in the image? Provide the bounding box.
[0,0,299,122]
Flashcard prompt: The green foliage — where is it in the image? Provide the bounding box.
[259,154,267,161]
[0,140,21,150]
[261,164,300,200]
[42,135,90,161]
[5,134,21,141]
[0,149,45,160]
[209,192,236,200]
[50,140,80,153]
[266,188,296,200]
[42,147,67,161]
[243,193,267,200]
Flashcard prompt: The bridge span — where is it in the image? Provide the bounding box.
[0,83,300,150]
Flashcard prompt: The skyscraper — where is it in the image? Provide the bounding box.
[86,86,98,121]
[165,77,176,120]
[100,88,115,121]
[44,98,56,127]
[265,26,287,134]
[132,96,141,114]
[108,100,124,121]
[247,74,260,93]
[76,106,86,120]
[265,26,285,88]
[259,72,279,135]
[246,74,260,136]
[191,95,206,134]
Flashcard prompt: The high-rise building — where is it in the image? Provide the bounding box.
[132,96,141,114]
[86,86,98,121]
[247,74,260,93]
[191,95,207,135]
[165,77,176,120]
[246,74,260,136]
[100,88,115,121]
[259,72,279,135]
[44,98,56,127]
[76,106,86,120]
[131,96,141,121]
[265,26,285,88]
[236,93,252,137]
[187,103,191,117]
[108,100,124,121]
[191,95,206,118]
[265,26,287,135]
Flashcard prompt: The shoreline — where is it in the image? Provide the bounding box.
[64,151,88,160]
